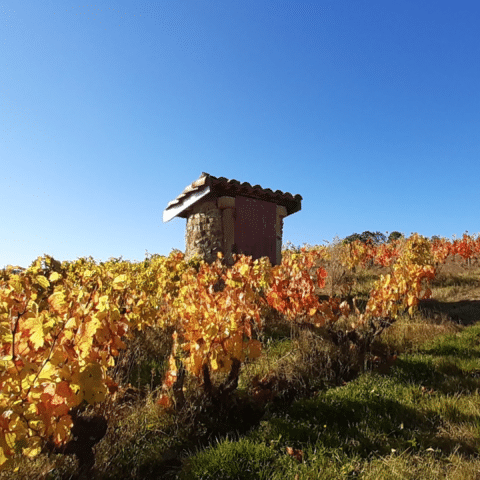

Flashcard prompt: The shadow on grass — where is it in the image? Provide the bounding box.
[387,323,480,395]
[391,354,480,395]
[252,370,480,461]
[254,387,427,457]
[420,298,480,326]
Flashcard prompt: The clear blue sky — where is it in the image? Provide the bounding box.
[1,1,479,268]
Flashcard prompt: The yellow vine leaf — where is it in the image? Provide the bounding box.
[37,361,56,382]
[239,264,250,276]
[84,315,102,339]
[4,433,15,451]
[8,275,22,293]
[22,437,42,458]
[76,321,97,358]
[76,363,107,404]
[21,373,37,390]
[48,272,61,283]
[35,275,50,289]
[205,323,218,339]
[0,446,10,470]
[210,349,232,372]
[51,415,73,445]
[23,316,44,349]
[112,274,128,290]
[48,291,68,314]
[186,351,203,377]
[64,317,77,330]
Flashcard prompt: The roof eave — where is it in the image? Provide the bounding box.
[163,186,211,222]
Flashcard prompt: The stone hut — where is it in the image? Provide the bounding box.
[163,172,302,266]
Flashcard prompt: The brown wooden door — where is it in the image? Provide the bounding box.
[234,196,277,265]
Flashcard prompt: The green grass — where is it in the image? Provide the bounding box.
[178,325,480,480]
[178,438,277,480]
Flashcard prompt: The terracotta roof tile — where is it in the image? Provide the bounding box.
[164,172,302,221]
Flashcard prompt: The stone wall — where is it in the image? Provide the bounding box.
[184,196,287,266]
[184,200,223,263]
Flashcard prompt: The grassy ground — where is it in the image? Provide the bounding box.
[180,325,480,480]
[3,258,480,479]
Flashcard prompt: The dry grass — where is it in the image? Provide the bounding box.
[359,452,480,480]
[374,313,462,355]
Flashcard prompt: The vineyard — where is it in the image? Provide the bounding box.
[1,233,480,478]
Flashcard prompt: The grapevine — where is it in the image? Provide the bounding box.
[3,232,474,474]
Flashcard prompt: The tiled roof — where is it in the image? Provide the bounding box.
[163,172,302,221]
